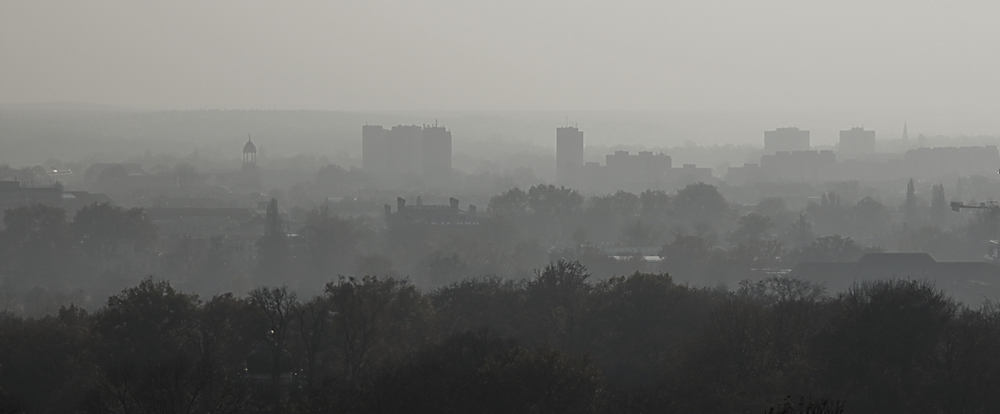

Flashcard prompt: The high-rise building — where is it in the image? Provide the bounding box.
[764,127,810,153]
[421,125,452,180]
[362,124,452,180]
[556,126,584,186]
[362,125,389,173]
[387,125,423,176]
[838,127,876,160]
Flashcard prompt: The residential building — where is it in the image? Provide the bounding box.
[838,127,876,160]
[556,126,584,187]
[362,124,452,179]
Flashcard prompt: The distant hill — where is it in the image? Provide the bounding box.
[0,101,140,112]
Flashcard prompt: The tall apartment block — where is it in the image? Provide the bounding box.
[420,125,452,180]
[838,127,876,160]
[764,127,810,153]
[556,126,584,187]
[362,124,452,180]
[362,125,390,173]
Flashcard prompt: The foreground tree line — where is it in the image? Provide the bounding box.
[0,261,997,414]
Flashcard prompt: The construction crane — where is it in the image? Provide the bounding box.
[950,200,1000,264]
[948,170,1000,263]
[949,169,1000,212]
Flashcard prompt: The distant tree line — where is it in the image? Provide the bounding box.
[4,179,998,314]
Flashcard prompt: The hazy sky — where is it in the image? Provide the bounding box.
[2,1,999,112]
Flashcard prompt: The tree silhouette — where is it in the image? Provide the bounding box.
[363,330,607,414]
[247,286,298,411]
[853,196,890,237]
[488,187,529,218]
[621,220,659,248]
[74,202,156,258]
[523,260,591,348]
[255,198,287,283]
[732,213,775,244]
[91,279,223,414]
[0,204,72,284]
[818,279,957,413]
[671,182,732,231]
[904,178,918,225]
[325,276,431,379]
[930,183,947,226]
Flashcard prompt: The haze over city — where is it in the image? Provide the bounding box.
[6,2,1000,414]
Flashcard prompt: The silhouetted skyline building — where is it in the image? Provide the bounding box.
[605,150,673,187]
[760,150,838,183]
[838,127,876,160]
[904,146,1000,178]
[362,124,452,180]
[421,125,452,180]
[556,126,584,187]
[0,180,112,215]
[764,127,810,153]
[580,150,713,193]
[726,145,1000,185]
[384,196,480,228]
[362,125,390,173]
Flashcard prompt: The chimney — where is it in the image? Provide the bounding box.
[397,197,406,212]
[450,197,459,210]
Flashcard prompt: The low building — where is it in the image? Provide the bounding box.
[384,197,480,227]
[904,146,1000,178]
[724,163,765,186]
[0,180,112,218]
[579,151,715,193]
[764,127,810,153]
[145,207,263,268]
[670,163,714,186]
[604,150,673,191]
[759,150,838,183]
[145,207,261,238]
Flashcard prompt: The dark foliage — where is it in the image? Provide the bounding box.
[2,262,1000,414]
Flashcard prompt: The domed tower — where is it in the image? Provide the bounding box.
[243,135,257,170]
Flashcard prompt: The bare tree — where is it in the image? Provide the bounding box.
[247,286,298,410]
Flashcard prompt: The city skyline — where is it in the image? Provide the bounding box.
[6,3,1000,412]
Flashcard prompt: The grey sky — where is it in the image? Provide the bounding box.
[2,1,999,113]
